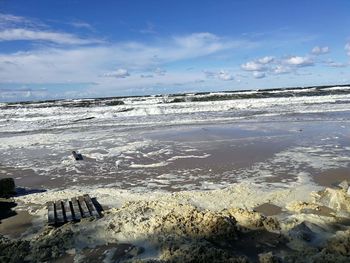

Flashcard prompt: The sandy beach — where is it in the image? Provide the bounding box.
[1,89,350,262]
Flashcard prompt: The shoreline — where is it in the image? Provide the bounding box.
[1,91,350,262]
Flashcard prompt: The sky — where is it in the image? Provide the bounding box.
[0,0,350,102]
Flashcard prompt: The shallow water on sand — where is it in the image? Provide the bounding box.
[0,116,349,192]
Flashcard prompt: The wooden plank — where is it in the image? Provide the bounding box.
[63,200,73,222]
[71,197,82,220]
[55,201,65,224]
[83,194,100,218]
[47,201,55,225]
[78,196,91,218]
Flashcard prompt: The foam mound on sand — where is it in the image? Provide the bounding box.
[106,201,238,241]
[3,184,350,262]
[1,200,280,262]
[313,187,350,215]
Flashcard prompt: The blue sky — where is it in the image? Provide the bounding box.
[0,0,350,101]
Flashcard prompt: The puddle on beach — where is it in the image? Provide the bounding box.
[0,199,35,238]
[253,203,283,216]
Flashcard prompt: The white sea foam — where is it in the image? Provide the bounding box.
[322,86,350,91]
[129,162,169,168]
[15,180,319,212]
[0,87,350,194]
[1,91,350,133]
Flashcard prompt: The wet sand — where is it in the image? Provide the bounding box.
[0,210,35,238]
[0,166,66,190]
[313,167,350,187]
[0,117,350,262]
[0,198,36,238]
[1,119,349,192]
[253,203,283,216]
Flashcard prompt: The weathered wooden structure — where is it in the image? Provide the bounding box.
[47,194,100,225]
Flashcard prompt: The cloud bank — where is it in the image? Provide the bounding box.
[0,12,349,101]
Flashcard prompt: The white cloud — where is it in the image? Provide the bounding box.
[217,70,234,81]
[0,32,247,85]
[324,59,348,68]
[97,71,206,95]
[70,21,94,31]
[0,28,102,45]
[284,56,313,67]
[174,32,219,48]
[0,87,48,101]
[204,70,234,81]
[241,61,266,71]
[0,43,219,98]
[272,65,292,74]
[0,13,25,24]
[240,56,274,76]
[345,42,350,56]
[253,71,265,79]
[0,13,36,29]
[311,46,330,55]
[0,13,100,45]
[328,62,347,68]
[172,32,252,58]
[257,56,274,64]
[241,53,316,77]
[103,69,130,78]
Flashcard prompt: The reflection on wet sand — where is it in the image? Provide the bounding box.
[1,120,349,192]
